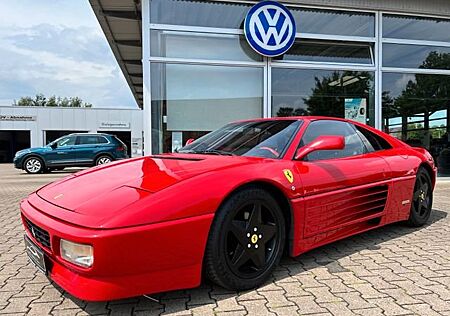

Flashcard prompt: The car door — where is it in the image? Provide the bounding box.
[46,135,77,166]
[75,135,107,164]
[293,120,391,238]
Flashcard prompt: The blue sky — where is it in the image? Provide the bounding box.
[0,0,137,108]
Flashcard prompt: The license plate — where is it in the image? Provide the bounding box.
[24,235,46,274]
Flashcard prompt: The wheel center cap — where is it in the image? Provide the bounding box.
[251,234,259,244]
[420,191,425,201]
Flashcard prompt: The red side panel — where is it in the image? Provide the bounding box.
[303,184,388,237]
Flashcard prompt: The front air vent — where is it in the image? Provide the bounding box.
[23,217,51,250]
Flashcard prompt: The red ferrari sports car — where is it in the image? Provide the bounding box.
[21,117,436,301]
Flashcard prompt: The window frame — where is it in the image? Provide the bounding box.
[75,135,110,146]
[353,124,393,152]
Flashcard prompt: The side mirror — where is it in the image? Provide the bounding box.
[295,135,345,160]
[185,138,195,146]
[50,143,57,149]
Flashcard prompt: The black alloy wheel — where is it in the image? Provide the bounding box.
[204,187,285,290]
[407,167,432,227]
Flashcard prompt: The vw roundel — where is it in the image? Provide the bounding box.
[244,1,296,57]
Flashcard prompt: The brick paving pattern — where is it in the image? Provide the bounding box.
[0,164,449,315]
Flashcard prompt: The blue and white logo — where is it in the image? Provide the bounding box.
[244,1,296,57]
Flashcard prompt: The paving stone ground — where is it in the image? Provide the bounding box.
[0,164,449,316]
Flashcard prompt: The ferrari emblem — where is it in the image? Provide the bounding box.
[251,234,259,244]
[283,169,294,183]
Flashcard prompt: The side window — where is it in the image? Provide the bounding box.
[355,125,392,151]
[96,136,109,144]
[56,136,76,147]
[77,135,104,145]
[299,120,367,161]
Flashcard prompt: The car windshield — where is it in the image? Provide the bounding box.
[179,120,301,159]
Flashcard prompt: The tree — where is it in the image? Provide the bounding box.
[389,51,450,119]
[276,106,308,117]
[13,94,92,108]
[384,51,450,150]
[302,71,374,117]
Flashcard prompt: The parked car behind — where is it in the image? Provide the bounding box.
[14,133,128,174]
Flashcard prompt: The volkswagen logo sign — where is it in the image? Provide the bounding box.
[244,1,296,57]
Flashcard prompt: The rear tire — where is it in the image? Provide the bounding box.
[204,187,285,290]
[24,157,44,174]
[95,155,112,166]
[406,167,433,227]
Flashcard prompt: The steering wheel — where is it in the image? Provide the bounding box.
[257,146,280,158]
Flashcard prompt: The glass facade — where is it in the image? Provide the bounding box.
[147,0,450,175]
[150,63,263,153]
[382,14,450,175]
[272,69,375,126]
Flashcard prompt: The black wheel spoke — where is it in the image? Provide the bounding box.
[230,220,248,247]
[231,245,250,269]
[251,247,266,269]
[416,200,423,214]
[248,203,262,229]
[421,198,429,210]
[422,182,429,195]
[260,224,276,241]
[413,190,421,200]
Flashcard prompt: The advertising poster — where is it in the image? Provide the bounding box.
[172,131,183,153]
[345,98,367,124]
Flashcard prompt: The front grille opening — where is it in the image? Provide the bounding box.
[24,217,51,250]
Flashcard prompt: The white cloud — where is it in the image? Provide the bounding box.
[0,1,137,108]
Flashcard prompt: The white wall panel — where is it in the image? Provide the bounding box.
[0,106,144,156]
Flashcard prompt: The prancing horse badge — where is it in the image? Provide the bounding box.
[283,169,294,184]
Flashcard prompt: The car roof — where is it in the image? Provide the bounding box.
[234,116,352,124]
[67,133,111,136]
[233,116,406,148]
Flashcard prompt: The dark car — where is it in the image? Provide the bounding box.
[14,133,128,174]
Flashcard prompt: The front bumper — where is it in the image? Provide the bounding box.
[20,196,213,301]
[13,156,23,169]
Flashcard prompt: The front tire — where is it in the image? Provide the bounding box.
[406,167,433,227]
[24,157,44,174]
[204,187,285,290]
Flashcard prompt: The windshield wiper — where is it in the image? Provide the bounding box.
[179,149,236,156]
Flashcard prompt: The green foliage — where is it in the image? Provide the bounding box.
[275,71,374,118]
[383,51,450,119]
[303,71,373,117]
[13,94,92,108]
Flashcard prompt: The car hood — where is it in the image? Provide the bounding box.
[35,154,255,227]
[17,147,48,155]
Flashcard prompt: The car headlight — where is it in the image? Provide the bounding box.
[60,239,93,268]
[15,150,29,158]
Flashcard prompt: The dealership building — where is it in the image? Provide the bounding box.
[87,0,450,174]
[0,106,143,163]
[2,0,450,174]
